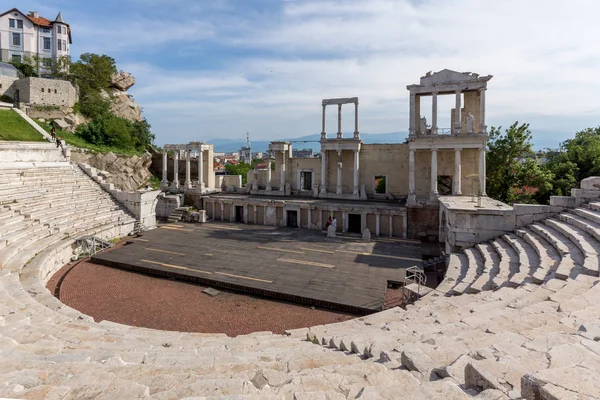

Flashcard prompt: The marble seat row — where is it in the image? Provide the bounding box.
[301,200,600,399]
[0,163,479,399]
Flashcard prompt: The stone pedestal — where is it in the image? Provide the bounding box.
[362,228,371,241]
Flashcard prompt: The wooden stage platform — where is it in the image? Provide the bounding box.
[91,222,423,314]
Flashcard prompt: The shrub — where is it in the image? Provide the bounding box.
[0,94,13,103]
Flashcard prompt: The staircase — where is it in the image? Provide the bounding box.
[167,206,190,223]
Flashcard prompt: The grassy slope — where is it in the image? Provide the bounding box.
[0,109,46,142]
[35,119,143,156]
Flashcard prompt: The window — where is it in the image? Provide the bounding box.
[12,33,21,46]
[57,26,62,34]
[43,58,52,68]
[374,175,387,194]
[41,88,45,93]
[42,28,50,33]
[11,54,22,63]
[43,37,51,50]
[57,40,62,51]
[300,171,312,191]
[9,19,15,28]
[17,20,23,29]
[437,176,453,196]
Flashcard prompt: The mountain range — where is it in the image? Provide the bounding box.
[207,132,407,153]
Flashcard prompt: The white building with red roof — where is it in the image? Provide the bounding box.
[0,8,71,75]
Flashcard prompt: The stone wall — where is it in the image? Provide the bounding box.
[156,194,184,219]
[0,76,17,98]
[407,206,439,240]
[71,150,153,192]
[360,144,409,198]
[0,141,67,163]
[14,77,78,107]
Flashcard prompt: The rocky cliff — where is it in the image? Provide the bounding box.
[109,72,143,122]
[70,150,153,192]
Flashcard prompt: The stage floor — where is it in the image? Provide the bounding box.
[91,222,423,313]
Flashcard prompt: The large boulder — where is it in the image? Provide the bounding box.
[111,92,142,122]
[111,72,136,91]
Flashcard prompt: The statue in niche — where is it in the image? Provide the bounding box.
[467,112,475,133]
[419,117,428,136]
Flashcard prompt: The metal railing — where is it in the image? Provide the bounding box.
[73,236,113,259]
[405,266,427,297]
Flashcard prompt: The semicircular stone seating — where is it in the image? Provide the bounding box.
[1,161,600,399]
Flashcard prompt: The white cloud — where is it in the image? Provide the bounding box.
[98,0,600,147]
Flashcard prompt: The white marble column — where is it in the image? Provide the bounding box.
[409,93,416,137]
[408,149,415,202]
[336,150,343,195]
[389,215,393,238]
[171,150,180,188]
[342,212,347,233]
[263,206,267,225]
[353,150,359,196]
[266,152,272,191]
[321,105,326,140]
[307,208,312,229]
[402,214,407,239]
[230,204,235,222]
[375,213,380,236]
[479,147,487,196]
[161,150,168,188]
[254,205,258,224]
[197,149,204,190]
[353,102,359,139]
[479,88,487,133]
[320,150,327,194]
[184,149,192,189]
[280,150,286,191]
[454,148,462,195]
[431,148,438,197]
[220,202,224,221]
[319,209,323,230]
[243,205,248,223]
[431,92,438,135]
[361,213,367,233]
[454,90,462,134]
[337,104,342,139]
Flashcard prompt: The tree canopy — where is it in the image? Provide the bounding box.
[486,122,552,204]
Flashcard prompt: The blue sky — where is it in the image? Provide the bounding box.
[4,0,600,148]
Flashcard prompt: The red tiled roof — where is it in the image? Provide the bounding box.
[27,15,53,27]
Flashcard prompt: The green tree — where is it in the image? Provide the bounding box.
[486,122,553,204]
[70,53,117,94]
[10,56,38,77]
[76,91,112,119]
[560,127,600,185]
[534,151,578,204]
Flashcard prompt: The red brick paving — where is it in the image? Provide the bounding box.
[47,260,354,337]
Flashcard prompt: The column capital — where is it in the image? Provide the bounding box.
[455,147,462,153]
[431,146,438,152]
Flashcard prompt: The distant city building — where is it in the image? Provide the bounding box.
[213,152,225,157]
[239,132,252,164]
[0,8,71,76]
[252,152,263,160]
[292,148,314,158]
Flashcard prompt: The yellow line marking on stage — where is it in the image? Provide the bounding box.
[336,249,422,262]
[215,271,273,283]
[203,224,243,231]
[278,258,335,269]
[301,247,335,254]
[140,259,212,274]
[145,247,186,256]
[256,245,305,254]
[375,237,421,244]
[130,238,150,242]
[206,253,213,256]
[169,224,185,228]
[160,226,193,232]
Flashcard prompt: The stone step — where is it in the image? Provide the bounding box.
[490,237,520,288]
[545,218,600,276]
[514,227,560,281]
[530,223,583,280]
[502,233,543,284]
[586,201,600,212]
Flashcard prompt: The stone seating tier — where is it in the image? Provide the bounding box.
[1,162,599,398]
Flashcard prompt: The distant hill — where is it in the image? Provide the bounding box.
[209,132,407,153]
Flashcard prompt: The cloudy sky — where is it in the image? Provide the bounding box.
[7,0,600,147]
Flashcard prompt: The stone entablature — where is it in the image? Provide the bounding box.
[407,69,492,137]
[162,142,215,193]
[204,194,408,238]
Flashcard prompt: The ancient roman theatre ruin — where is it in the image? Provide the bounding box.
[0,70,599,399]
